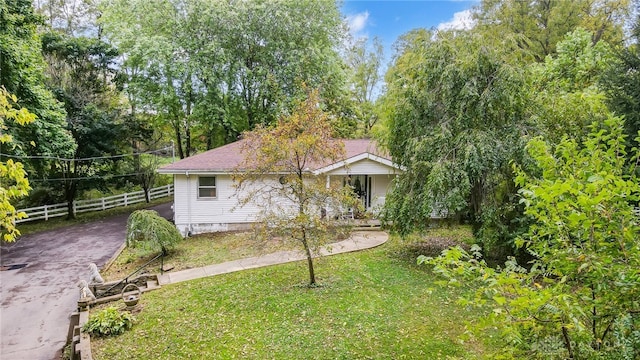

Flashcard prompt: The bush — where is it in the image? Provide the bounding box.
[82,307,135,337]
[126,209,182,255]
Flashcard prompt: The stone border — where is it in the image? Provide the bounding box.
[67,275,162,360]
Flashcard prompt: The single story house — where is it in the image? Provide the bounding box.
[158,139,402,236]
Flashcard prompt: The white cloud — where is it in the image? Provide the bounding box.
[437,9,475,31]
[346,11,370,36]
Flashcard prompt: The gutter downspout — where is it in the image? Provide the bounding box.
[186,171,192,236]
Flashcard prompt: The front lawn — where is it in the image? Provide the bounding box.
[102,231,299,280]
[91,231,497,359]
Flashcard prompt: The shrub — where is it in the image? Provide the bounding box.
[126,209,182,255]
[82,307,135,337]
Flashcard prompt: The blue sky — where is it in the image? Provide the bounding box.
[341,1,478,55]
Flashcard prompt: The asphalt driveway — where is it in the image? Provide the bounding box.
[0,202,172,360]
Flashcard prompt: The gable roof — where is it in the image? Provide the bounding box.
[158,139,400,175]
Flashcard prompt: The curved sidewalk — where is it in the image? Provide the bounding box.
[158,231,388,285]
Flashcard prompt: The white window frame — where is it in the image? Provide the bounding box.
[197,176,217,199]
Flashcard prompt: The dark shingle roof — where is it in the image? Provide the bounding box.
[158,139,389,174]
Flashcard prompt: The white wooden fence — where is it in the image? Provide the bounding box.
[16,184,174,223]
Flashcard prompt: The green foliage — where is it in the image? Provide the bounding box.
[345,36,384,136]
[601,13,640,153]
[421,116,640,359]
[474,0,629,62]
[0,87,35,242]
[40,31,128,218]
[381,30,528,254]
[126,210,182,255]
[82,306,135,337]
[99,0,348,156]
[527,29,613,145]
[235,89,359,286]
[0,0,76,175]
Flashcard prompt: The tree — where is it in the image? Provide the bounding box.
[345,36,384,135]
[422,116,640,358]
[601,11,640,151]
[0,87,35,242]
[0,0,76,175]
[381,30,528,254]
[126,209,182,256]
[99,0,349,155]
[41,32,126,218]
[528,28,614,145]
[136,153,159,203]
[234,89,358,286]
[32,0,101,36]
[473,0,630,62]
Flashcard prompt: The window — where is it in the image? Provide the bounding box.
[198,176,217,199]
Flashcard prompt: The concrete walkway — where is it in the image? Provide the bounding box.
[158,231,388,285]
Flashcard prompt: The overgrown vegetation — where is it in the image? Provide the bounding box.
[83,307,135,337]
[421,117,640,359]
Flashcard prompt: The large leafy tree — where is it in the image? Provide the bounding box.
[473,0,630,62]
[41,32,126,217]
[235,89,357,286]
[0,0,75,174]
[99,0,349,156]
[382,30,528,253]
[345,36,384,136]
[528,28,614,145]
[423,116,640,358]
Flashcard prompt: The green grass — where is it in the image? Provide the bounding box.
[103,231,298,281]
[91,233,497,359]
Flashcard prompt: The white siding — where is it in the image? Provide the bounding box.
[171,159,400,235]
[173,174,263,236]
[327,158,398,176]
[370,174,394,211]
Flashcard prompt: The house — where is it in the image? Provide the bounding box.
[158,139,402,236]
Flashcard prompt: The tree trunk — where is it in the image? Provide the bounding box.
[562,325,573,359]
[174,124,184,159]
[301,227,316,286]
[65,180,77,220]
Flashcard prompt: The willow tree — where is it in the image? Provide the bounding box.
[381,30,529,254]
[126,210,182,256]
[235,89,357,286]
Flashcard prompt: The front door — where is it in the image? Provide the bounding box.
[344,175,371,209]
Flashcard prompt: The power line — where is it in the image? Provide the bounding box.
[0,145,172,162]
[28,172,152,182]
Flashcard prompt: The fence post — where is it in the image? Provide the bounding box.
[124,193,128,207]
[101,198,105,210]
[44,205,49,221]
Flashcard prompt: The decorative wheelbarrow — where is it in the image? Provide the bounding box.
[121,283,141,309]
